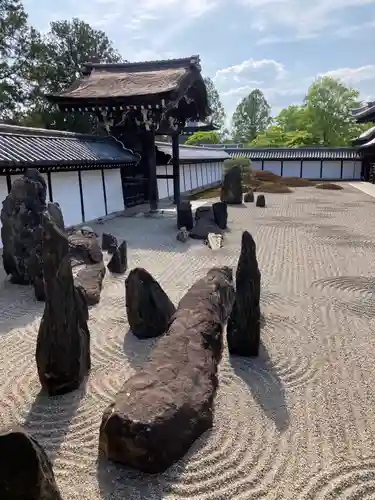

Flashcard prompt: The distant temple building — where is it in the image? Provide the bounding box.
[352,102,375,181]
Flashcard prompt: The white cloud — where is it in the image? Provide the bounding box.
[320,65,375,85]
[214,58,375,124]
[241,0,375,38]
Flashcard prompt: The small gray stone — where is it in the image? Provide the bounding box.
[177,227,189,242]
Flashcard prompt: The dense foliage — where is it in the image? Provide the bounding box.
[234,78,369,147]
[0,0,370,145]
[185,131,220,145]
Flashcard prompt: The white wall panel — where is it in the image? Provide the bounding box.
[251,160,263,171]
[263,161,282,175]
[302,161,321,179]
[342,161,355,180]
[322,161,341,179]
[104,169,124,214]
[81,170,106,222]
[354,161,362,179]
[50,171,81,227]
[0,178,9,249]
[282,161,301,178]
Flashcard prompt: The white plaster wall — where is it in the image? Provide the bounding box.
[104,169,124,214]
[157,162,224,200]
[251,160,263,171]
[282,161,301,178]
[263,161,282,175]
[302,161,321,179]
[81,170,106,222]
[342,161,356,180]
[354,161,362,179]
[322,161,341,179]
[50,171,82,227]
[0,178,9,249]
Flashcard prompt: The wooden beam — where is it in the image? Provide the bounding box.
[172,134,180,205]
[101,168,108,215]
[77,170,85,222]
[145,130,158,211]
[47,171,53,202]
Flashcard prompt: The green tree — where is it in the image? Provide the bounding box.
[204,77,226,132]
[304,76,364,146]
[275,105,311,132]
[185,131,220,145]
[20,17,123,132]
[232,89,272,143]
[0,0,40,121]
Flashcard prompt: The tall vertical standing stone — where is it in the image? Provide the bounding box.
[1,169,46,286]
[177,200,194,230]
[227,231,261,357]
[36,215,91,396]
[220,166,243,204]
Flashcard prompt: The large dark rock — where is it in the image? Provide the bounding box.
[177,200,193,230]
[212,201,228,229]
[102,232,117,251]
[220,166,243,204]
[99,267,235,473]
[1,169,46,286]
[47,202,65,229]
[0,429,62,500]
[190,205,222,240]
[227,231,261,357]
[125,267,176,339]
[36,215,91,396]
[244,190,254,203]
[107,241,127,274]
[256,194,266,207]
[69,227,105,305]
[195,205,213,221]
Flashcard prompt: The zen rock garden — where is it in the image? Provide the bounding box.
[177,165,266,249]
[0,167,264,496]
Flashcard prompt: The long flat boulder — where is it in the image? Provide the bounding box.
[99,266,235,473]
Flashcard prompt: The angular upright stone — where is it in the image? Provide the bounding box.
[125,267,176,339]
[99,267,235,473]
[69,227,106,305]
[47,202,65,229]
[256,194,266,207]
[212,201,227,229]
[177,200,193,230]
[102,232,117,251]
[0,429,62,500]
[220,166,243,204]
[244,190,254,203]
[227,231,261,357]
[1,169,46,286]
[107,241,127,274]
[36,215,91,396]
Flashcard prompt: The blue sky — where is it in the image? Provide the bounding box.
[24,0,375,123]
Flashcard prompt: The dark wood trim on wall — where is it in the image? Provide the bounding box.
[261,160,264,171]
[101,168,108,216]
[172,134,180,205]
[47,171,53,202]
[340,159,344,179]
[300,161,303,178]
[6,173,11,193]
[280,160,284,177]
[77,170,85,223]
[319,160,323,178]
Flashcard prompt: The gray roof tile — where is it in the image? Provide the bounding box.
[156,142,230,161]
[0,124,138,166]
[224,147,362,161]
